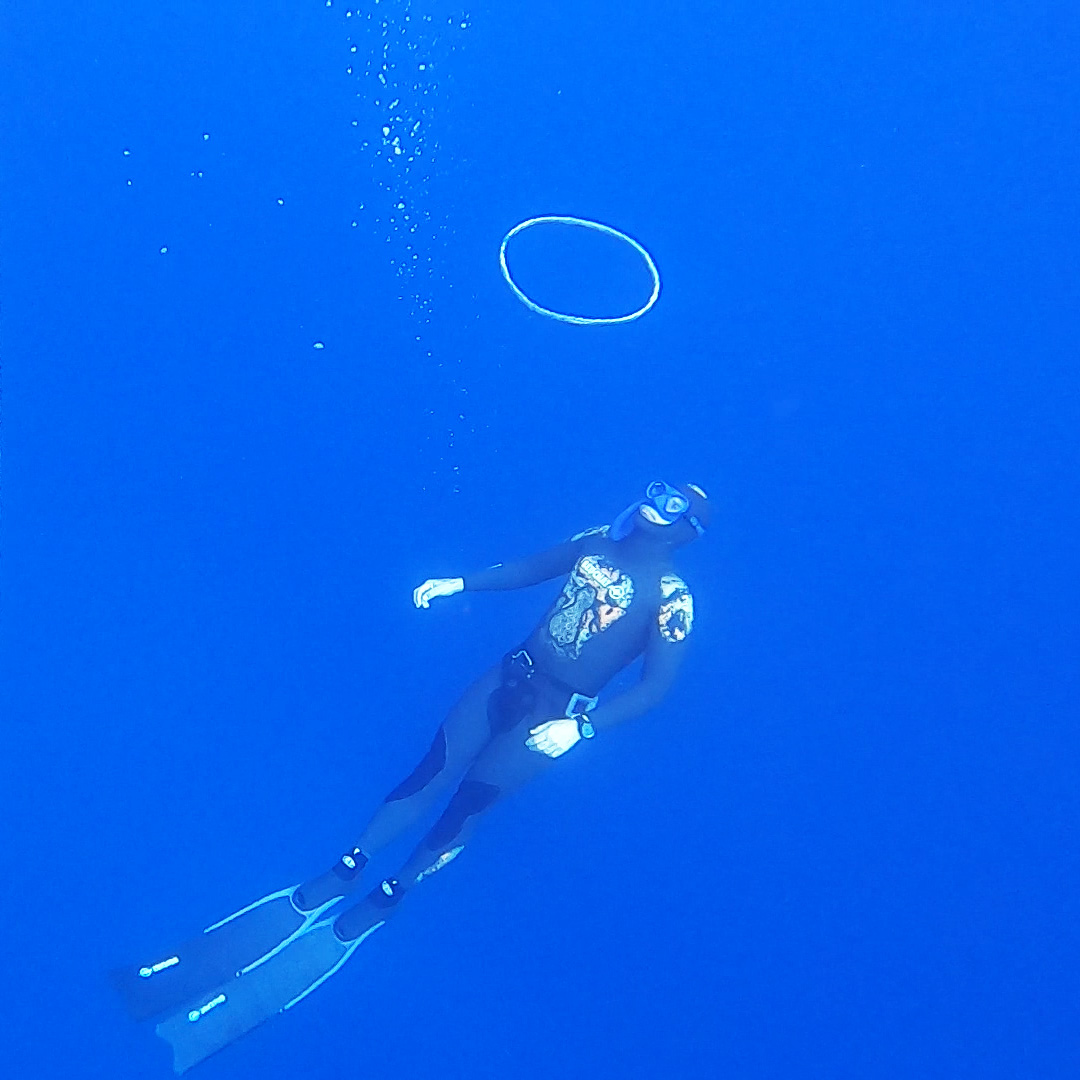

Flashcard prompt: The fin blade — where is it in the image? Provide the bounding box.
[112,891,304,1022]
[155,923,358,1074]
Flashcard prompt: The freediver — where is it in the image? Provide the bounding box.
[114,481,711,1072]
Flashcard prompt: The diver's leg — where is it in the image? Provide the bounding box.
[296,663,503,909]
[333,715,556,940]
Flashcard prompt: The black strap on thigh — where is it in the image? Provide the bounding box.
[487,647,591,735]
[486,650,539,734]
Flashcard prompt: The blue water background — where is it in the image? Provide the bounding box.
[2,1,1079,1077]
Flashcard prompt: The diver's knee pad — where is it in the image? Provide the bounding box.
[426,780,500,850]
[384,726,448,802]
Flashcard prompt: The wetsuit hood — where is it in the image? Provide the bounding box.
[610,482,711,547]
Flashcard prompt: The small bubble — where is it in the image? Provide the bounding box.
[159,246,168,254]
[122,148,131,156]
[313,341,325,349]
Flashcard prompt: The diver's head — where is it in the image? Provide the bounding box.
[611,481,711,547]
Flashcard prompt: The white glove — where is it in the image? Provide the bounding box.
[413,577,464,609]
[526,717,583,759]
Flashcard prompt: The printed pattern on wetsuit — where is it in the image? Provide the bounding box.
[569,524,610,542]
[658,574,694,642]
[547,553,635,660]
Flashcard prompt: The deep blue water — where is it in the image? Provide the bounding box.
[3,1,1079,1077]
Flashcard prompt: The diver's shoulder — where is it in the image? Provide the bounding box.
[658,572,695,642]
[660,571,692,595]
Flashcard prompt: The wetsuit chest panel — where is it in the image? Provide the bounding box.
[547,553,636,660]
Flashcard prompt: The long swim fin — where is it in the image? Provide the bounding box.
[111,886,341,1022]
[155,916,384,1074]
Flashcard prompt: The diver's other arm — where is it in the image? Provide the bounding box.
[525,716,592,758]
[527,626,686,758]
[587,626,685,731]
[413,578,465,608]
[414,539,582,608]
[461,537,585,592]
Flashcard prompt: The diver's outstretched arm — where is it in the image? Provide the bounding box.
[413,577,464,608]
[415,535,589,608]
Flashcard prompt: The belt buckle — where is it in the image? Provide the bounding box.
[566,692,597,716]
[508,648,535,680]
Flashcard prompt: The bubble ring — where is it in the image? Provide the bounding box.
[499,215,661,325]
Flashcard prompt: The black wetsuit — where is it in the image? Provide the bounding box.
[332,523,696,939]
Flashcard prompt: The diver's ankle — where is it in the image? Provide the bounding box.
[294,872,348,913]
